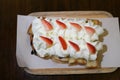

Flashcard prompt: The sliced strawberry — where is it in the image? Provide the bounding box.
[85,27,95,36]
[40,36,53,46]
[41,19,53,31]
[69,41,80,52]
[56,20,67,29]
[58,36,67,50]
[70,22,82,31]
[86,43,96,54]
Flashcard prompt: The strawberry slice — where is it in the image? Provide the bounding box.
[69,41,80,52]
[56,20,67,29]
[70,22,82,31]
[40,36,53,46]
[58,36,67,50]
[41,19,53,31]
[85,27,95,36]
[86,43,96,54]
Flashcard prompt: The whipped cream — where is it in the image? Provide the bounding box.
[31,17,104,61]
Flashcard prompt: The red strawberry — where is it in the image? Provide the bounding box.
[56,20,67,29]
[69,41,80,52]
[58,36,67,50]
[85,27,95,36]
[70,22,82,31]
[41,19,53,31]
[40,36,53,46]
[86,43,96,54]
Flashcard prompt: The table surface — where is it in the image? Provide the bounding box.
[0,0,120,80]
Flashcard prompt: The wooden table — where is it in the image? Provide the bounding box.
[0,0,120,80]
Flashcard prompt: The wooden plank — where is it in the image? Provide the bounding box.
[29,11,112,18]
[25,11,117,75]
[30,0,90,11]
[90,0,120,18]
[25,67,117,75]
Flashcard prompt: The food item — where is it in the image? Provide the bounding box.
[27,17,105,68]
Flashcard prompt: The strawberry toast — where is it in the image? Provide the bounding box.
[27,17,105,68]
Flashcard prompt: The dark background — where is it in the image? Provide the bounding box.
[0,0,120,80]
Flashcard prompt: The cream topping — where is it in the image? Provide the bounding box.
[32,17,104,60]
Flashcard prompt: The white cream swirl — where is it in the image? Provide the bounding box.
[31,17,104,60]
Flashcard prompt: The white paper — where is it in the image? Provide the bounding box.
[16,15,120,69]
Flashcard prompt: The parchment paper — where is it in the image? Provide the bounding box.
[16,15,120,69]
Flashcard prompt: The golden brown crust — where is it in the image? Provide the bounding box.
[27,24,33,35]
[51,56,69,64]
[92,20,101,25]
[77,58,87,65]
[86,60,98,68]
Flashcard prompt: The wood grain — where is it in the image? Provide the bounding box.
[0,0,120,80]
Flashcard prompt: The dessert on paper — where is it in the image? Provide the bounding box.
[16,15,120,69]
[27,17,105,68]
